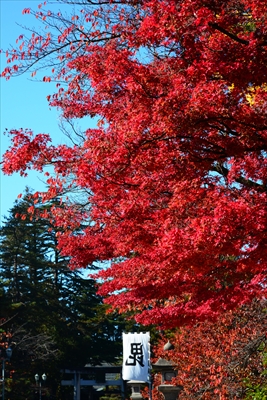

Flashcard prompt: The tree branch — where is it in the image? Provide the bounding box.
[209,22,249,45]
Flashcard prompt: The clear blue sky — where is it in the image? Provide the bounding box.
[0,1,88,224]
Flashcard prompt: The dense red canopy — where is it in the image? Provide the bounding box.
[2,0,267,327]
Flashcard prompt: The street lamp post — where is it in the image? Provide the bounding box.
[35,373,47,400]
[1,347,12,400]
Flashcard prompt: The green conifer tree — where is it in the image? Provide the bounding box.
[0,189,135,399]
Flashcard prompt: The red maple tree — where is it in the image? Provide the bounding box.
[1,0,267,328]
[154,299,267,399]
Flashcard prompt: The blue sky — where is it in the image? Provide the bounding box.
[0,1,87,224]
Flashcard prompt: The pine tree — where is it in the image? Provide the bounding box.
[0,190,131,399]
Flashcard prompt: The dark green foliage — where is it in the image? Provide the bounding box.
[0,189,138,399]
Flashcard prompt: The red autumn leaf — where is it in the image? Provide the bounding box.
[1,0,267,329]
